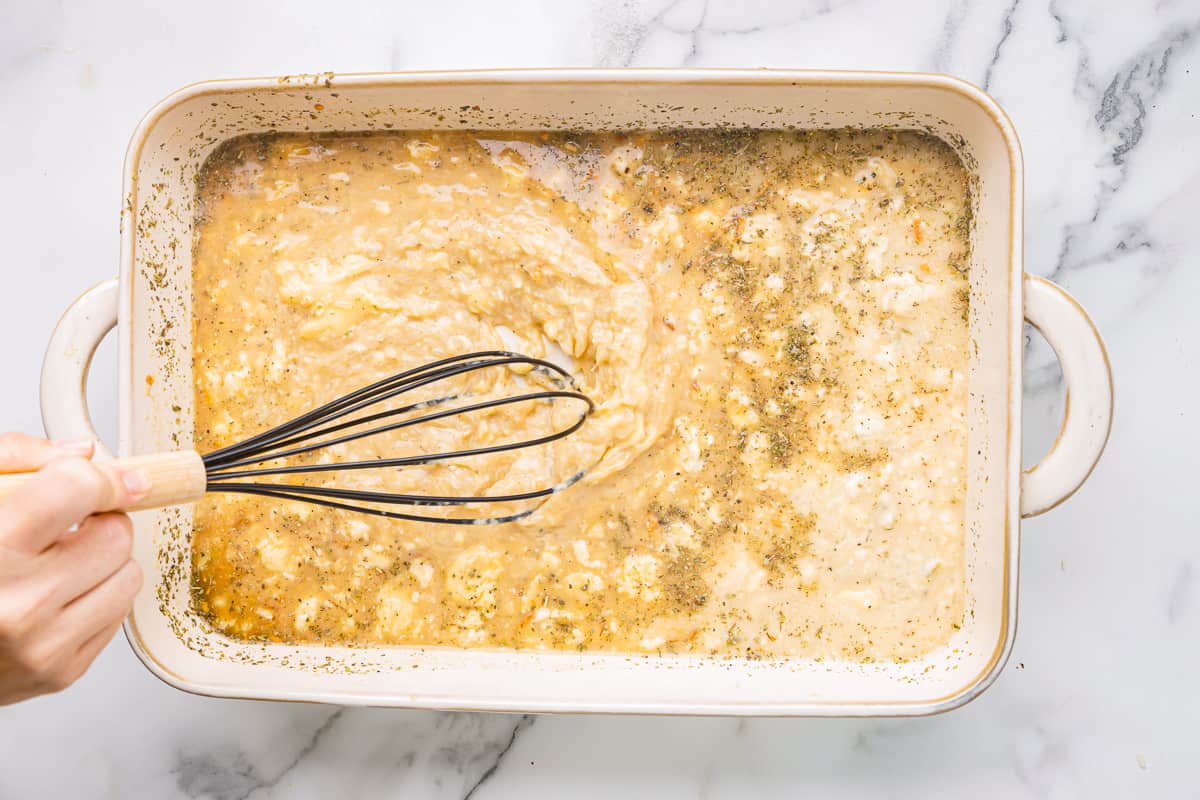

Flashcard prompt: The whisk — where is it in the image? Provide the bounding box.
[4,352,595,525]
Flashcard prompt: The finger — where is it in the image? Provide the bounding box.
[0,432,93,473]
[0,458,146,553]
[3,561,138,699]
[56,559,142,646]
[54,618,125,695]
[23,616,125,700]
[38,513,133,607]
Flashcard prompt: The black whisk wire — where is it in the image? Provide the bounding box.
[199,351,594,525]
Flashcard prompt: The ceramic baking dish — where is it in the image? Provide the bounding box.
[40,69,1112,716]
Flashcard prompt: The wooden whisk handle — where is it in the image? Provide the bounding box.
[0,450,207,512]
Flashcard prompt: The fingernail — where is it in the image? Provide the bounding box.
[52,437,94,456]
[121,468,150,500]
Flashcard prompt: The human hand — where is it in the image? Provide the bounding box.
[0,433,149,705]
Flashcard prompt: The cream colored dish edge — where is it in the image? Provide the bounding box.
[39,70,1112,716]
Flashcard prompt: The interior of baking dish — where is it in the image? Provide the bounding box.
[121,71,1020,714]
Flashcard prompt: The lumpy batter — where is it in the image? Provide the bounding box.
[191,129,972,661]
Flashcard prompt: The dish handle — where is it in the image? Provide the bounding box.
[1020,274,1113,517]
[40,278,119,460]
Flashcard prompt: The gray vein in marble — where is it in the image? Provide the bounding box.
[1167,562,1193,625]
[1046,23,1198,286]
[174,708,344,800]
[1021,17,1197,397]
[592,0,852,68]
[592,0,704,68]
[1047,0,1098,107]
[658,0,708,67]
[460,714,533,800]
[931,0,969,73]
[1095,30,1186,165]
[174,749,261,800]
[982,0,1021,92]
[252,708,345,797]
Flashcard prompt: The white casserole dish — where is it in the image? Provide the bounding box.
[40,69,1112,716]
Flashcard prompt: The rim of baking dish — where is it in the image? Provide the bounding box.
[117,69,1023,716]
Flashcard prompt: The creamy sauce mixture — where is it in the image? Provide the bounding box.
[191,129,972,661]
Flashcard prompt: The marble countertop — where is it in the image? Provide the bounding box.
[1,0,1196,796]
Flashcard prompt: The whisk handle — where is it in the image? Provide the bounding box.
[0,451,207,513]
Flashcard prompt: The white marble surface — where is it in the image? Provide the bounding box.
[1,0,1196,796]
